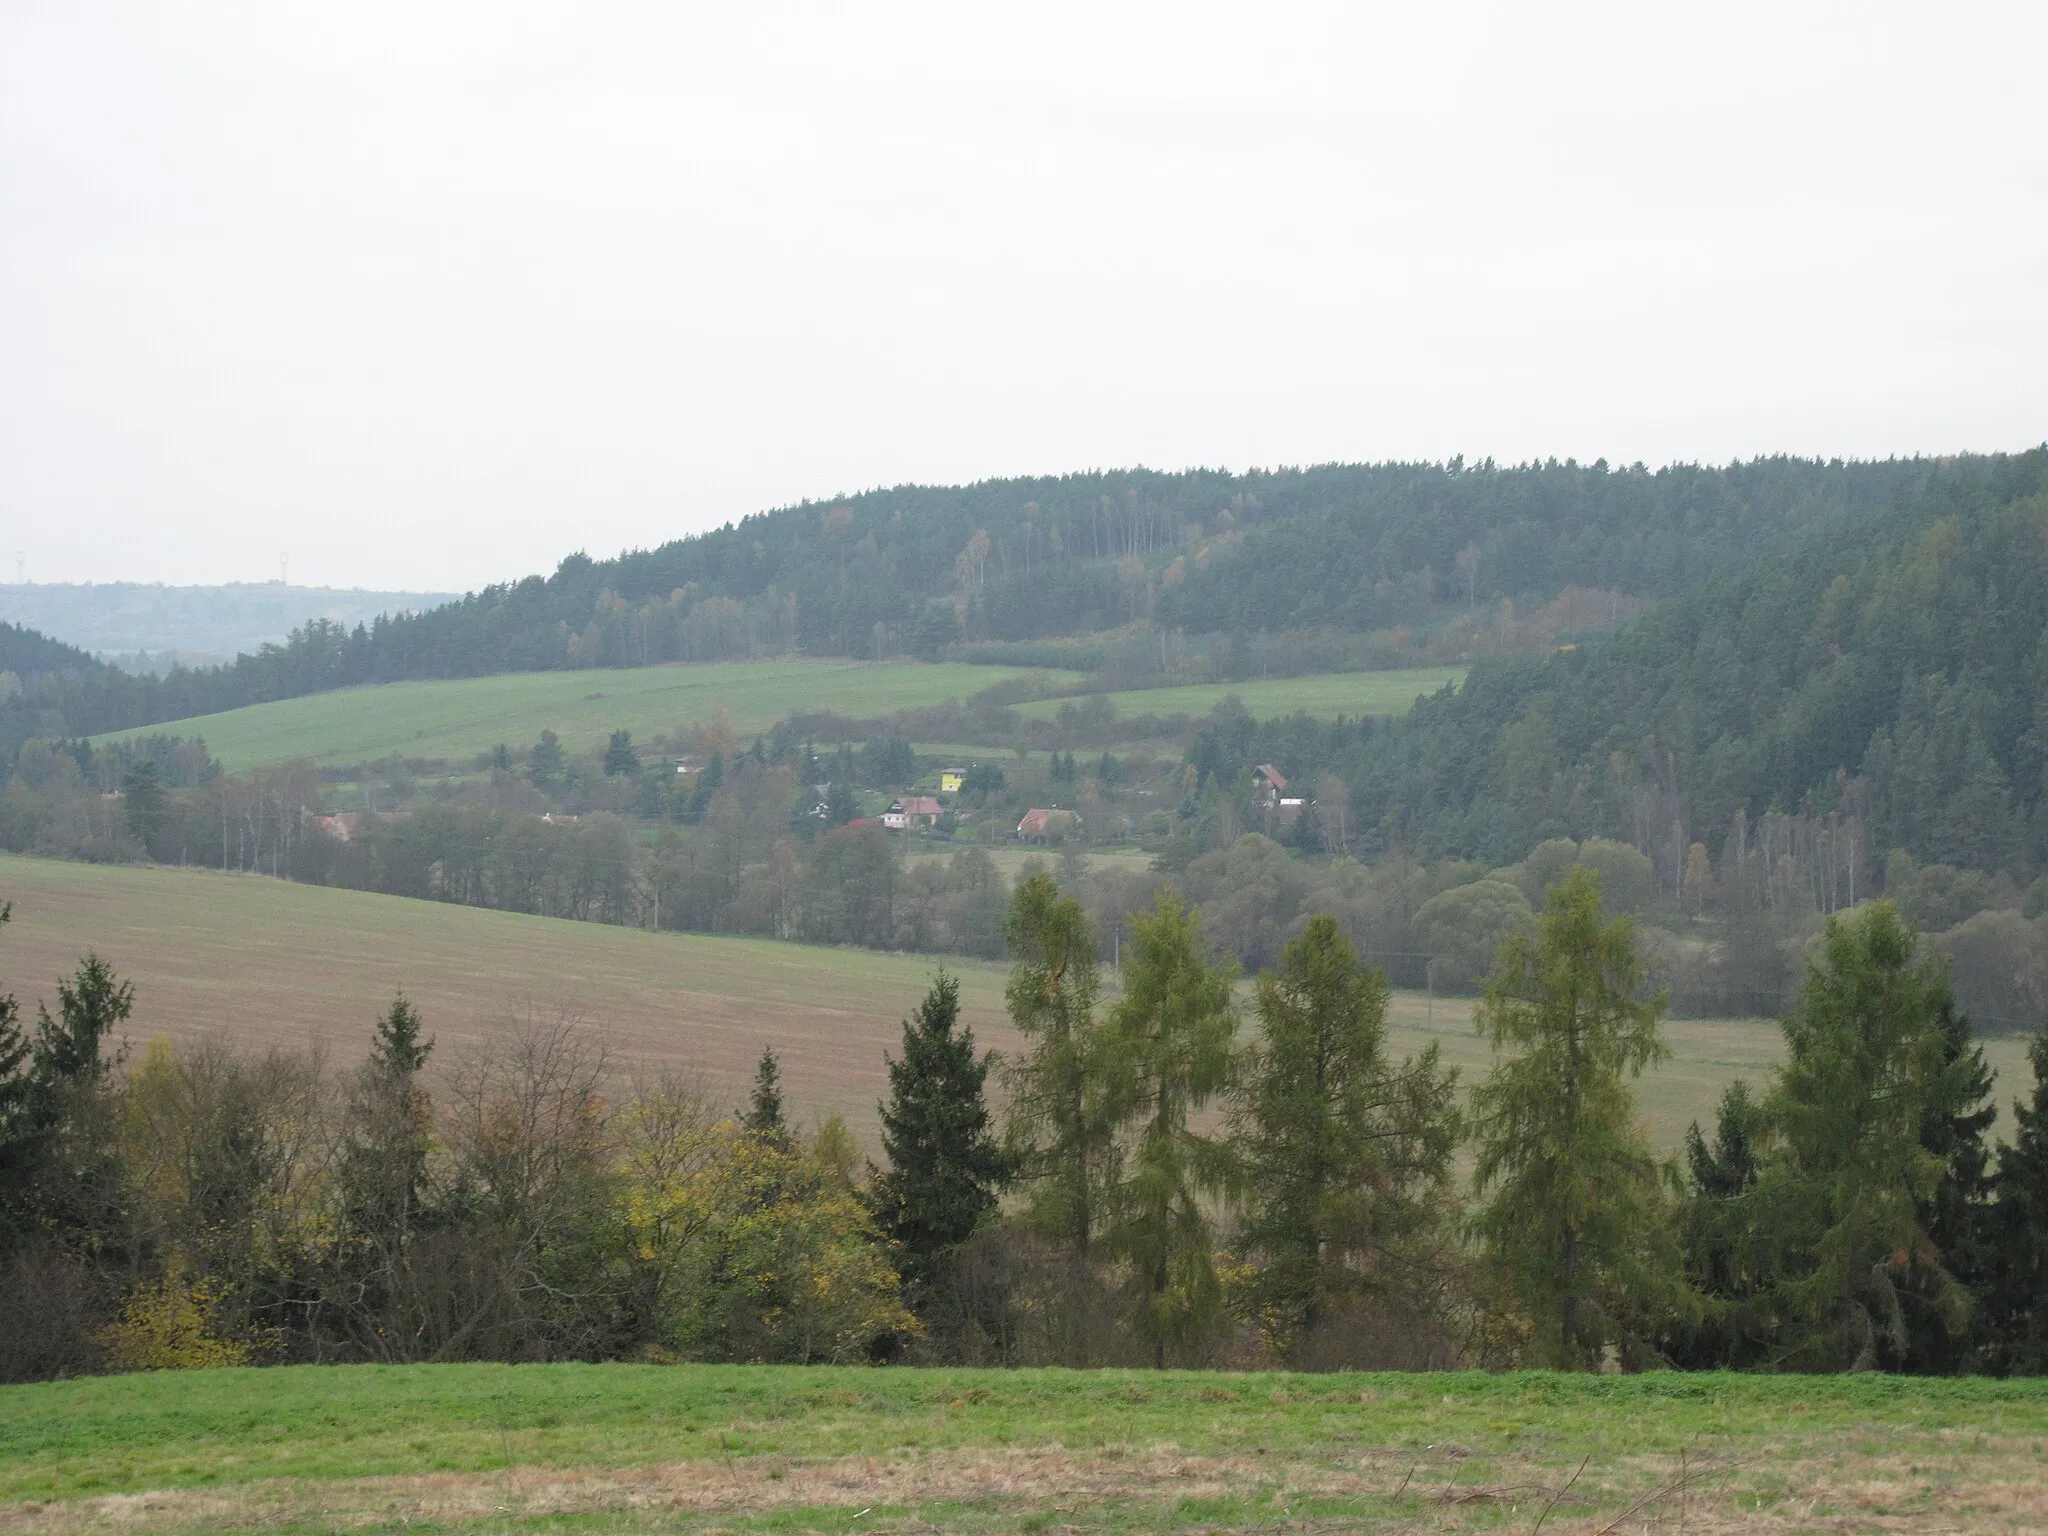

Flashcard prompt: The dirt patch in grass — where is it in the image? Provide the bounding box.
[6,1437,2047,1534]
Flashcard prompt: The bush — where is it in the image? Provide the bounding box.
[1412,880,1535,992]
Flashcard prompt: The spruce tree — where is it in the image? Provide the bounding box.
[371,993,433,1076]
[120,760,170,852]
[3,952,132,1249]
[871,971,1012,1290]
[1749,901,1981,1371]
[1470,866,1689,1367]
[0,905,32,1245]
[1672,1080,1772,1368]
[1901,986,1997,1372]
[1980,1030,2048,1374]
[744,1046,788,1144]
[337,994,437,1276]
[1229,914,1460,1362]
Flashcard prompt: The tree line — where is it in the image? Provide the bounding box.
[4,867,2044,1381]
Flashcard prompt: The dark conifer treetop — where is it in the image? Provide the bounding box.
[871,971,1012,1289]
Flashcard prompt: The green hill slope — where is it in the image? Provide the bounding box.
[107,658,1083,770]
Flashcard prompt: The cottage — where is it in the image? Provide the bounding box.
[312,812,363,843]
[1017,807,1080,843]
[882,795,944,830]
[1252,763,1288,807]
[938,771,964,794]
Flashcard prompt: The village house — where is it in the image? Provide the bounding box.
[1017,807,1081,843]
[938,771,964,794]
[881,795,943,830]
[1252,763,1307,829]
[311,812,363,843]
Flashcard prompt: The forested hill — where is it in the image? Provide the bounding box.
[0,621,102,680]
[1324,447,2048,877]
[281,456,1944,672]
[0,453,2023,761]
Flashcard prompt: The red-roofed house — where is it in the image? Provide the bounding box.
[882,795,944,830]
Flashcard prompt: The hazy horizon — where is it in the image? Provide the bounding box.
[6,3,2043,592]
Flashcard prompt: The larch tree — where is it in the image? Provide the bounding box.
[1000,873,1113,1260]
[1229,914,1461,1361]
[1469,866,1689,1368]
[1100,890,1238,1367]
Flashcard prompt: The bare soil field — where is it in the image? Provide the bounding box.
[3,855,2032,1149]
[0,854,1016,1134]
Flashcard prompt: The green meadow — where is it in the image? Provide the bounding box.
[106,660,1086,771]
[1,1362,2043,1532]
[105,660,1464,773]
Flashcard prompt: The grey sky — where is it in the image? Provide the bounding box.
[4,2,2043,592]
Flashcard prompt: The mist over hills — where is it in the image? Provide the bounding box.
[0,582,457,665]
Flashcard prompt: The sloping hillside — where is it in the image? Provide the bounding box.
[3,455,1991,770]
[1326,448,2048,873]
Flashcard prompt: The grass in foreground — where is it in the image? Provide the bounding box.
[2,1362,2044,1533]
[106,660,1087,771]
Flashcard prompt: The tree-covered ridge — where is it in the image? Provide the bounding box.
[1326,448,2048,872]
[1155,455,1940,635]
[0,621,101,681]
[0,454,2020,768]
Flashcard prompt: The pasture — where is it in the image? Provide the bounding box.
[1,1362,2044,1532]
[105,659,1087,771]
[1009,666,1466,725]
[5,855,2034,1153]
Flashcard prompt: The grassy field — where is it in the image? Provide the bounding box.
[1010,666,1466,725]
[107,660,1086,771]
[4,855,2037,1154]
[1,1362,2044,1532]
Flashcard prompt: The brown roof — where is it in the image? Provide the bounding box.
[1254,763,1287,789]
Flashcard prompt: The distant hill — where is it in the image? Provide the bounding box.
[309,457,1945,676]
[0,453,2037,771]
[0,582,456,661]
[1316,448,2048,876]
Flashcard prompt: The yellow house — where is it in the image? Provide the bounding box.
[939,771,964,794]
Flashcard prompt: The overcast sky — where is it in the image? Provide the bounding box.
[3,2,2043,592]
